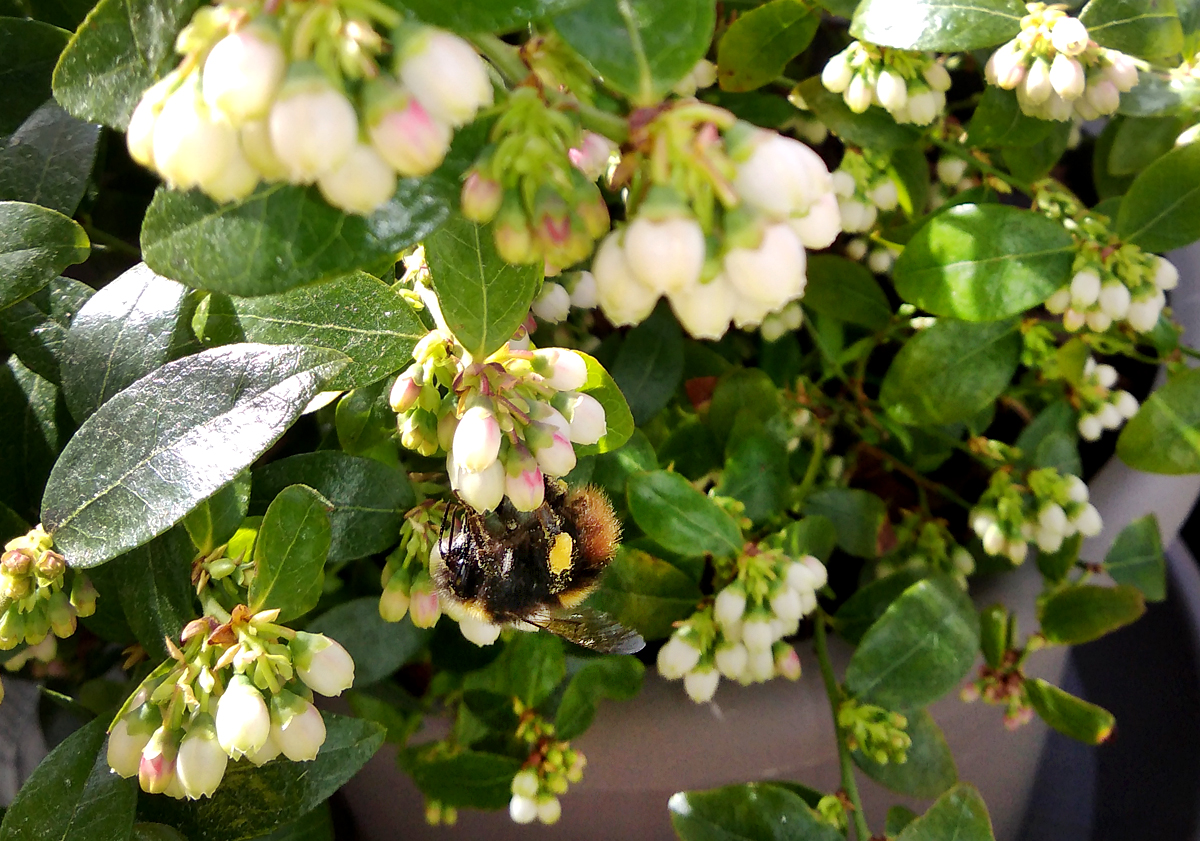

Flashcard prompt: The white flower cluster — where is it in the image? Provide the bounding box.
[107,611,354,800]
[592,108,841,340]
[822,41,951,125]
[984,3,1138,121]
[0,528,95,649]
[831,149,902,233]
[1045,253,1177,334]
[127,4,491,215]
[508,749,583,826]
[1075,357,1140,441]
[970,468,1101,561]
[658,553,826,703]
[391,331,605,513]
[845,237,902,275]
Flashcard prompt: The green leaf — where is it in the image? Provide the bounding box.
[1079,0,1184,59]
[1117,69,1182,116]
[796,76,923,151]
[307,597,431,687]
[554,655,644,739]
[851,0,1024,50]
[402,749,523,810]
[204,272,425,391]
[183,473,252,555]
[464,632,566,707]
[1036,533,1082,582]
[845,575,981,710]
[780,515,838,562]
[132,824,188,841]
[880,319,1021,426]
[657,416,721,480]
[1038,584,1146,644]
[1116,143,1200,252]
[895,783,995,841]
[0,357,68,524]
[1002,121,1072,182]
[887,807,919,836]
[1116,366,1200,473]
[668,782,844,841]
[707,368,781,448]
[334,380,398,459]
[553,0,716,105]
[425,213,541,359]
[52,0,203,129]
[853,708,958,798]
[41,343,347,568]
[1016,401,1081,476]
[248,485,331,622]
[626,470,743,558]
[140,714,384,841]
[966,87,1056,147]
[716,0,818,92]
[610,302,684,425]
[574,351,635,456]
[251,451,413,562]
[590,429,657,500]
[0,100,100,215]
[585,546,702,640]
[60,262,198,422]
[892,204,1075,321]
[802,488,887,559]
[393,0,587,33]
[0,17,70,134]
[803,254,892,330]
[250,806,334,841]
[0,200,89,309]
[1024,678,1115,745]
[835,569,927,644]
[95,526,196,657]
[0,718,135,841]
[1104,514,1166,601]
[715,432,790,524]
[0,276,93,385]
[1108,114,1186,176]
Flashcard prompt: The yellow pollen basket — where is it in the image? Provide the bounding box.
[549,532,574,575]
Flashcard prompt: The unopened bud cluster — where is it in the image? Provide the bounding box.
[530,272,599,324]
[1073,356,1139,441]
[658,549,826,702]
[594,104,840,339]
[390,330,605,513]
[844,236,902,275]
[462,89,611,275]
[106,605,354,799]
[875,515,975,589]
[926,155,981,211]
[0,527,95,649]
[822,41,951,125]
[831,150,902,233]
[378,502,448,630]
[671,58,718,98]
[984,3,1139,121]
[507,703,584,826]
[838,699,911,765]
[970,468,1101,562]
[127,1,491,214]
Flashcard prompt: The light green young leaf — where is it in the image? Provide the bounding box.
[249,485,332,622]
[716,0,818,92]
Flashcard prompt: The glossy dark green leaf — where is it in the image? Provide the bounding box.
[0,276,93,384]
[1079,0,1184,58]
[463,632,566,707]
[1104,514,1166,602]
[0,718,135,841]
[1016,401,1081,476]
[796,76,923,151]
[52,0,203,129]
[402,749,524,810]
[803,254,892,330]
[1024,678,1115,745]
[1002,121,1072,182]
[707,368,781,448]
[1116,143,1200,251]
[183,473,252,555]
[0,357,68,523]
[890,145,932,218]
[251,451,413,562]
[880,319,1021,426]
[60,262,198,422]
[586,546,702,640]
[203,272,425,391]
[96,525,196,657]
[1108,115,1186,176]
[627,470,743,558]
[853,708,957,798]
[554,655,644,739]
[307,597,432,687]
[716,0,818,92]
[780,515,838,562]
[835,569,927,644]
[1038,584,1145,645]
[248,485,331,622]
[0,100,99,215]
[590,429,657,499]
[668,782,843,841]
[334,380,398,459]
[802,488,887,559]
[0,17,70,134]
[0,200,89,309]
[657,416,721,480]
[574,351,635,456]
[552,0,716,105]
[966,87,1056,148]
[893,205,1074,321]
[846,576,981,710]
[715,432,789,524]
[140,714,384,841]
[1117,366,1200,473]
[851,0,1023,50]
[894,783,995,841]
[41,343,348,568]
[610,303,684,425]
[249,806,334,841]
[131,824,188,841]
[887,807,919,836]
[393,0,588,32]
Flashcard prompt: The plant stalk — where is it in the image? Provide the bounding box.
[814,610,871,841]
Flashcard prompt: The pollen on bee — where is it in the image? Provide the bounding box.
[549,532,574,575]
[568,486,621,566]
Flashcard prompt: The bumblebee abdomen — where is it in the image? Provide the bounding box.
[565,485,621,568]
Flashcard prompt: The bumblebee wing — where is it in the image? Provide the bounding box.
[527,606,645,655]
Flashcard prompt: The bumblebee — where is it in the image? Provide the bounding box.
[431,479,643,654]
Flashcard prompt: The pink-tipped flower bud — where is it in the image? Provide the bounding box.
[459,614,503,646]
[379,574,411,622]
[202,24,286,124]
[1050,54,1086,100]
[139,726,178,794]
[152,79,237,190]
[493,196,538,264]
[268,68,358,184]
[528,425,577,477]
[108,710,157,779]
[270,692,327,762]
[560,392,606,446]
[448,452,506,512]
[593,232,660,326]
[1051,17,1090,56]
[532,281,571,323]
[453,403,502,472]
[505,450,546,512]
[534,348,588,392]
[176,714,227,799]
[987,41,1026,89]
[684,667,719,703]
[723,223,807,311]
[774,643,802,680]
[389,370,422,413]
[569,131,618,181]
[366,81,453,177]
[624,214,705,295]
[215,675,270,759]
[461,170,504,223]
[292,631,355,696]
[408,573,442,628]
[397,27,493,128]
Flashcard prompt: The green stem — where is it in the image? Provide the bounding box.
[82,224,140,258]
[575,101,631,144]
[200,591,232,625]
[804,316,849,382]
[469,33,529,86]
[1181,345,1200,360]
[929,136,1035,196]
[793,428,826,509]
[814,611,871,841]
